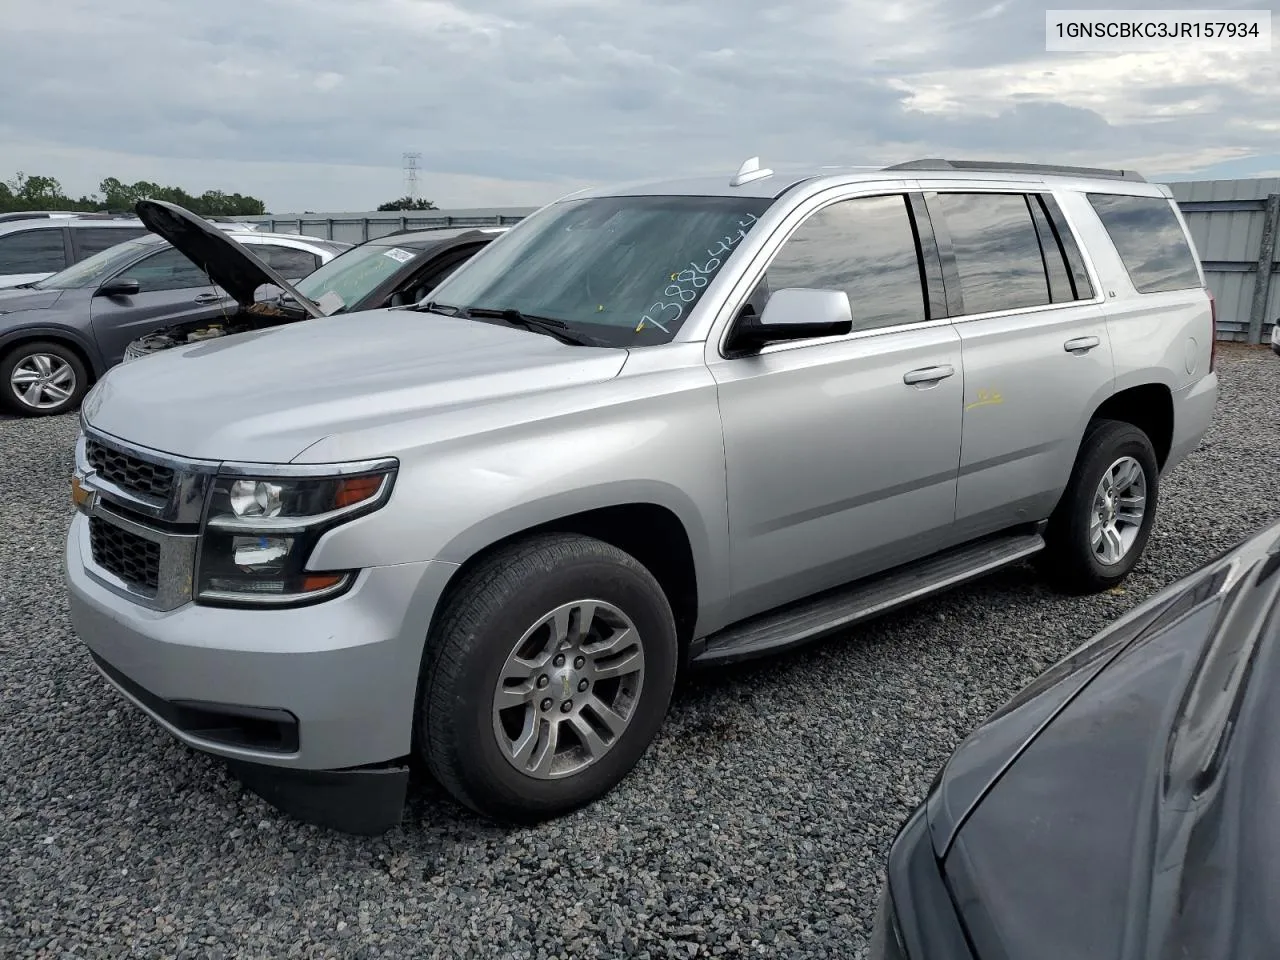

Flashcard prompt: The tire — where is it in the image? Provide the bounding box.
[1040,418,1159,593]
[0,340,89,416]
[417,533,678,823]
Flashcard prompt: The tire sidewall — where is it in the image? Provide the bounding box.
[428,550,677,819]
[1,341,89,416]
[1060,422,1160,586]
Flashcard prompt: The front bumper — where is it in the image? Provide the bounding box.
[66,513,459,831]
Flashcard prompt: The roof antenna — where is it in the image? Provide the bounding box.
[730,156,773,187]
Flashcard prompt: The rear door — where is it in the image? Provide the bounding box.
[88,247,232,365]
[923,189,1114,538]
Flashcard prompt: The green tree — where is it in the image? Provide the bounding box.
[376,196,438,211]
[4,171,269,216]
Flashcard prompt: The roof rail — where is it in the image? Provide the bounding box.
[883,158,1147,182]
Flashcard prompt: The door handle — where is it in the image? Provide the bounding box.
[1064,336,1100,353]
[193,293,224,305]
[903,364,955,385]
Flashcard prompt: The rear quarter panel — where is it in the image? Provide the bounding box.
[1058,189,1213,395]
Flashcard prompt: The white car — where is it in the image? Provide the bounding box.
[0,214,275,290]
[1271,318,1279,355]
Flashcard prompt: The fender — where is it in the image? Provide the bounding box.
[0,323,105,377]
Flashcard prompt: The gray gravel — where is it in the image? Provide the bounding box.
[2,345,1278,960]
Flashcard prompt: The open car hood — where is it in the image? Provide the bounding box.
[134,199,325,318]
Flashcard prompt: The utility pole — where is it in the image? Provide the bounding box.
[402,152,422,203]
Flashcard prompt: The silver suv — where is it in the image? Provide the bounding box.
[64,158,1218,833]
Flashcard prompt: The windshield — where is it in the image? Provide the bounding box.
[427,195,773,346]
[292,241,419,313]
[33,238,155,290]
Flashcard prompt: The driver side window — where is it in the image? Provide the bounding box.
[755,194,928,333]
[118,248,212,293]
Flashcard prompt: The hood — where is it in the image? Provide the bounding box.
[0,288,66,314]
[934,519,1280,960]
[82,308,629,462]
[134,199,324,317]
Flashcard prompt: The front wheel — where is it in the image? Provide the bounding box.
[1,341,89,416]
[417,534,678,823]
[1040,418,1159,593]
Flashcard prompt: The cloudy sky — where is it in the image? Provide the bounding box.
[2,0,1277,213]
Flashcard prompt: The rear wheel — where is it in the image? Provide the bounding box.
[1040,419,1159,592]
[1,340,88,416]
[417,533,678,823]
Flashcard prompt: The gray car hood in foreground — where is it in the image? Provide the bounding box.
[82,309,629,462]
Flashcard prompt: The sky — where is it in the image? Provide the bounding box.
[1,0,1277,213]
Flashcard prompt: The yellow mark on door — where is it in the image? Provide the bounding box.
[965,389,1005,411]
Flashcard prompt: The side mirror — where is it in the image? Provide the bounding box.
[97,278,140,297]
[728,288,853,353]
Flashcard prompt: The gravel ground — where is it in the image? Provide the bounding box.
[1,344,1278,960]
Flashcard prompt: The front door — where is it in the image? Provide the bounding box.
[708,193,964,623]
[89,247,234,365]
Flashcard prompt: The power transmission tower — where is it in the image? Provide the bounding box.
[402,152,422,203]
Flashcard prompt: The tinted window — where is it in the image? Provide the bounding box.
[764,194,927,332]
[72,227,148,259]
[934,193,1051,315]
[0,229,66,274]
[255,245,320,279]
[121,248,213,293]
[1041,195,1094,300]
[1028,199,1074,303]
[1087,193,1201,293]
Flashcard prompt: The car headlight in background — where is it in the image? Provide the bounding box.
[195,461,397,607]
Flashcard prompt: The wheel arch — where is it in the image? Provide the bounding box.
[1088,382,1175,469]
[431,486,715,659]
[0,325,105,380]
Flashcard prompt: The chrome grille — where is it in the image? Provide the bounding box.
[85,438,175,502]
[89,516,161,591]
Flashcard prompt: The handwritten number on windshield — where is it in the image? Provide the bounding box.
[637,214,759,333]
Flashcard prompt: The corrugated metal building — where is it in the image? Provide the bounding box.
[1168,179,1280,344]
[239,176,1280,344]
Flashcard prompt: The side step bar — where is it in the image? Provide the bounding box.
[692,531,1046,667]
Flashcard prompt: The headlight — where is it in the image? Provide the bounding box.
[195,461,396,607]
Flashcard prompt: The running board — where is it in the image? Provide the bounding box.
[692,532,1045,666]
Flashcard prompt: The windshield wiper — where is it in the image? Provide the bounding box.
[463,306,598,346]
[415,300,464,317]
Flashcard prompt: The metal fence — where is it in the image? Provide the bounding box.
[1168,179,1280,344]
[233,208,536,245]
[239,178,1280,344]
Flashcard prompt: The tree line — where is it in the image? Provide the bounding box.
[1,172,268,217]
[2,171,440,217]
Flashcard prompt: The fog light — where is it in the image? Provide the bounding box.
[229,479,283,518]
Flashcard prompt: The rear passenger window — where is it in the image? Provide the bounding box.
[1086,194,1201,293]
[764,194,928,332]
[933,193,1051,315]
[0,229,67,274]
[256,245,320,279]
[72,227,148,259]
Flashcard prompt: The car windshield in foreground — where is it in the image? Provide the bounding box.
[425,195,774,347]
[32,238,155,290]
[292,241,419,314]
